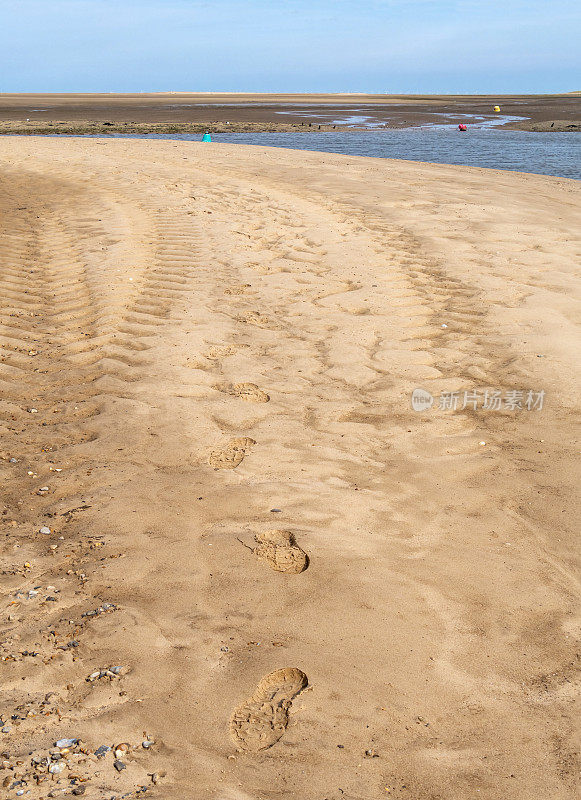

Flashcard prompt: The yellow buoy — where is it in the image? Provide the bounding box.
[494,105,500,112]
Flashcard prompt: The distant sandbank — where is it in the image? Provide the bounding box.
[0,92,579,132]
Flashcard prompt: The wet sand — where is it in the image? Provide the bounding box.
[0,92,580,131]
[0,137,579,799]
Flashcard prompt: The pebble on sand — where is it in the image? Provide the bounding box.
[87,665,127,681]
[55,738,77,748]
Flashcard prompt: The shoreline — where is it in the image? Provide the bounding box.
[0,121,341,135]
[1,118,579,135]
[502,118,581,132]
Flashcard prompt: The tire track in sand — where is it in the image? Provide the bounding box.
[1,142,576,800]
[0,168,169,796]
[179,169,571,796]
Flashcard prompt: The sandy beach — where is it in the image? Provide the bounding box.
[0,137,579,799]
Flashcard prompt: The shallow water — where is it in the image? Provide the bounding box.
[54,128,581,179]
[275,108,525,130]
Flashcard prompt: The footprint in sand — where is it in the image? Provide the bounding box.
[214,382,269,403]
[206,344,246,360]
[233,382,270,403]
[224,283,252,296]
[237,310,277,329]
[230,667,308,752]
[252,529,308,574]
[208,437,256,470]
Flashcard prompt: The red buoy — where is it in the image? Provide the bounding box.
[458,124,467,131]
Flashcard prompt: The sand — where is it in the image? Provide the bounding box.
[503,119,581,133]
[0,137,579,800]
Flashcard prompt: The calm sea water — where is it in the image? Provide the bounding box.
[43,125,580,179]
[104,127,580,180]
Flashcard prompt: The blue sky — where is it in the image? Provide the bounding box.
[0,0,579,93]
